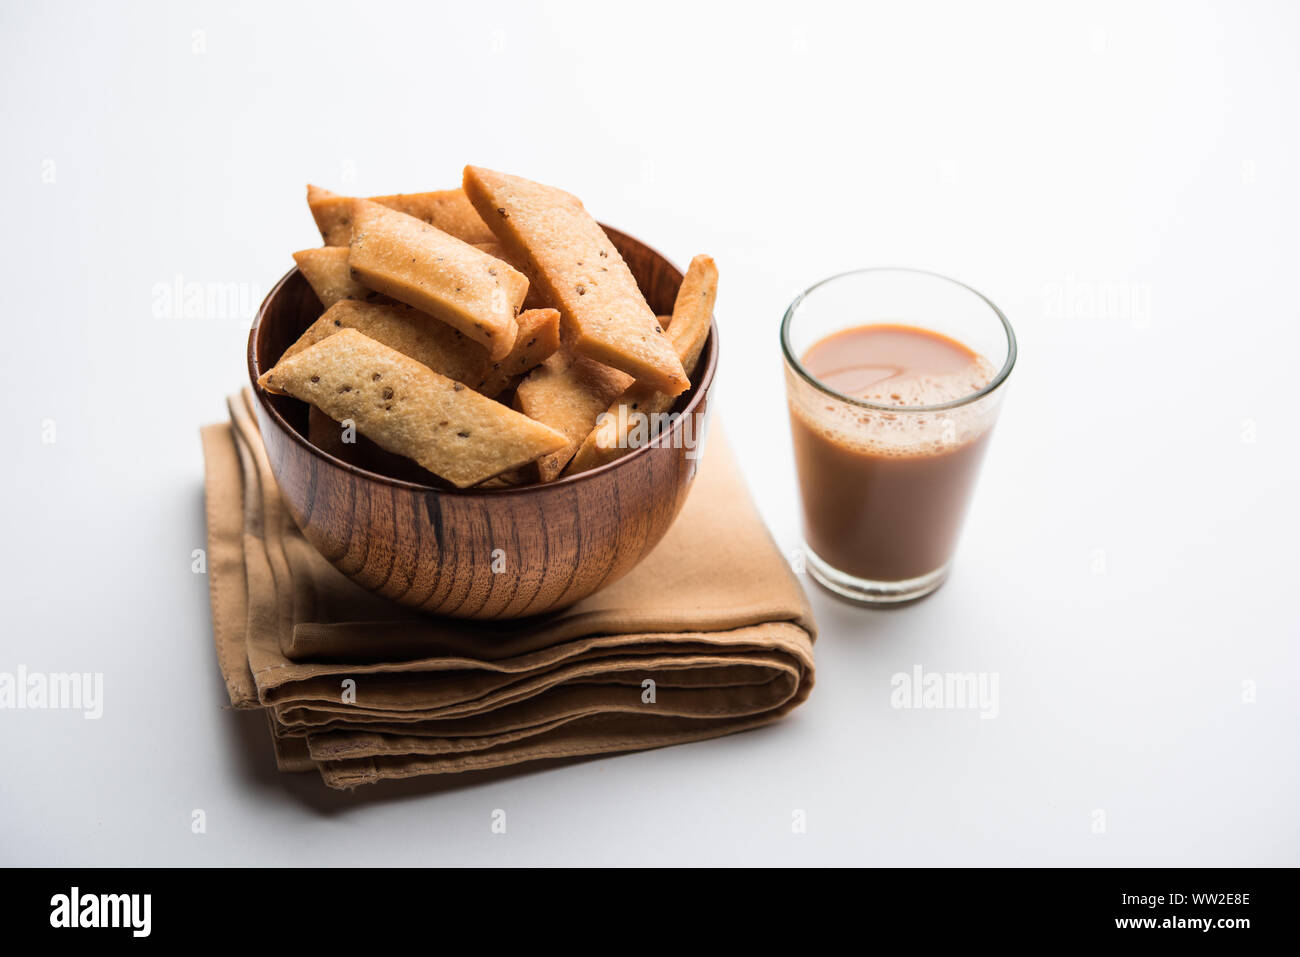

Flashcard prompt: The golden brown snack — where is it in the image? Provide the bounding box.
[308,185,495,246]
[566,255,717,475]
[514,349,633,481]
[463,166,688,395]
[664,254,717,378]
[258,329,566,488]
[292,247,380,308]
[282,300,558,398]
[347,199,528,360]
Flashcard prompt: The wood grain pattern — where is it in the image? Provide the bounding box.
[247,226,717,619]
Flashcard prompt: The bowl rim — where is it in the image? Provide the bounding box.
[246,226,719,497]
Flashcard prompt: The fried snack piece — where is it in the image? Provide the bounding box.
[347,199,528,360]
[258,329,566,488]
[566,255,717,475]
[514,349,634,481]
[292,247,382,308]
[463,166,688,395]
[282,300,559,398]
[307,184,495,246]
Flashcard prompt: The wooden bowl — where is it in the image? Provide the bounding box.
[247,226,717,619]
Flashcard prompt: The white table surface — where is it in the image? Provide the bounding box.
[2,0,1296,867]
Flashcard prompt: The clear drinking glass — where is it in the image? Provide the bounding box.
[781,269,1016,604]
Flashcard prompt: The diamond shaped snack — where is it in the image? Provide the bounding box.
[257,328,566,488]
[347,199,528,360]
[463,166,689,395]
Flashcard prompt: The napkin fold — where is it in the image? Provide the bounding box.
[201,389,815,789]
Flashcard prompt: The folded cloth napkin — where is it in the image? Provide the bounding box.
[200,389,815,789]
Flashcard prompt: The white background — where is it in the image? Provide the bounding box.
[1,0,1296,866]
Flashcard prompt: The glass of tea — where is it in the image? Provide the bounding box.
[781,268,1016,604]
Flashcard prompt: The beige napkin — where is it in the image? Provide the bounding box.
[200,389,815,789]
